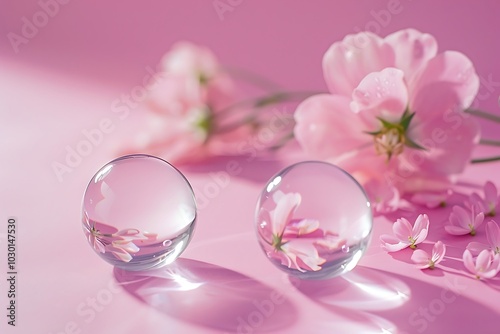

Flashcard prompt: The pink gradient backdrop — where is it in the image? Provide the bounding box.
[2,1,500,333]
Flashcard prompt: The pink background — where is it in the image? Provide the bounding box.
[2,1,500,333]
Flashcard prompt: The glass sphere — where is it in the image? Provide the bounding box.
[82,154,196,271]
[255,161,372,279]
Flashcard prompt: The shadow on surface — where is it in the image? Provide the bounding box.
[295,266,499,334]
[114,258,297,333]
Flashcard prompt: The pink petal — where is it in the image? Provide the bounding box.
[272,192,301,236]
[465,193,488,213]
[445,225,470,235]
[294,94,368,161]
[476,249,492,272]
[286,219,320,236]
[380,234,408,252]
[116,228,141,237]
[411,191,450,209]
[409,51,480,110]
[486,220,500,249]
[314,236,346,251]
[431,241,446,264]
[404,106,479,177]
[161,42,218,78]
[282,240,325,272]
[350,68,408,127]
[474,212,485,229]
[481,254,500,279]
[393,218,413,242]
[113,240,140,253]
[385,29,438,85]
[94,238,106,254]
[462,250,476,275]
[412,214,430,244]
[484,181,498,205]
[480,269,499,279]
[411,249,431,268]
[467,241,490,256]
[449,205,470,228]
[364,178,401,214]
[108,247,133,262]
[323,32,395,96]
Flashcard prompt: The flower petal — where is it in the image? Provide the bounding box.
[385,29,438,85]
[113,240,140,253]
[409,50,480,110]
[462,249,476,275]
[404,104,480,177]
[474,212,485,229]
[108,247,133,262]
[350,68,408,126]
[484,181,498,205]
[476,249,492,272]
[445,225,470,235]
[282,240,325,271]
[431,241,446,264]
[323,32,395,96]
[412,214,430,244]
[486,220,500,249]
[411,249,430,268]
[393,218,413,242]
[380,234,408,252]
[294,94,368,160]
[467,241,489,256]
[449,205,469,228]
[410,191,450,209]
[271,192,301,236]
[285,219,320,237]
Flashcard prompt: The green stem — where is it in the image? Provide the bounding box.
[215,91,322,120]
[479,139,500,147]
[471,156,500,164]
[215,115,258,134]
[465,108,500,123]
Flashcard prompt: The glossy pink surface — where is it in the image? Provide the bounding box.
[2,1,500,333]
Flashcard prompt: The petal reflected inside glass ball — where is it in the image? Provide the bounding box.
[255,161,372,279]
[82,155,196,271]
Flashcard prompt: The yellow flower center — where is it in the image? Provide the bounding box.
[374,127,406,160]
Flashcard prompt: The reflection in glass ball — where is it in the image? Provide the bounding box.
[255,161,372,279]
[82,155,196,271]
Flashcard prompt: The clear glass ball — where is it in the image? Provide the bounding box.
[255,161,372,279]
[82,154,196,271]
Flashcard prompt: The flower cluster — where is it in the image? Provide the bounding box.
[124,42,249,163]
[294,28,480,212]
[120,30,500,214]
[381,181,500,280]
[123,42,297,164]
[257,191,346,272]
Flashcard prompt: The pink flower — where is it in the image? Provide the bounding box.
[466,181,499,217]
[445,205,484,236]
[125,42,246,164]
[380,214,429,252]
[294,29,480,204]
[467,220,500,255]
[463,249,500,279]
[258,191,326,272]
[411,241,446,269]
